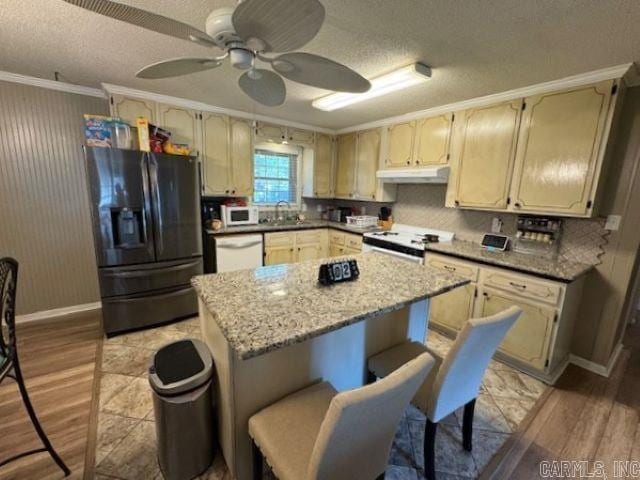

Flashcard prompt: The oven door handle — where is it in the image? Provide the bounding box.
[368,246,423,263]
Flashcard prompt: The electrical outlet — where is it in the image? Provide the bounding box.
[605,214,621,231]
[491,217,503,233]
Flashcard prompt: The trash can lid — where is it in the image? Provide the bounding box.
[148,338,213,396]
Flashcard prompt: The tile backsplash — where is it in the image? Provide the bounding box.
[304,184,608,266]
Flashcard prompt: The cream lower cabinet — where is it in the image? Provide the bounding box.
[329,230,362,257]
[476,288,556,371]
[264,230,329,265]
[425,252,584,383]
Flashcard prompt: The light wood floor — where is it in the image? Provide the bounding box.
[483,320,640,479]
[0,311,102,480]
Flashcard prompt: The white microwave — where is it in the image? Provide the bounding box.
[221,205,259,226]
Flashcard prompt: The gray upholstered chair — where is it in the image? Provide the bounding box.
[248,352,435,480]
[367,306,522,480]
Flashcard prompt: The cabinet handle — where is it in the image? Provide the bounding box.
[514,202,521,208]
[290,248,294,252]
[454,200,460,207]
[232,190,236,194]
[225,190,230,194]
[406,160,411,165]
[416,160,420,165]
[483,292,489,298]
[443,265,456,272]
[298,247,301,251]
[509,281,527,290]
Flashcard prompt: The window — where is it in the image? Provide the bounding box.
[253,149,298,205]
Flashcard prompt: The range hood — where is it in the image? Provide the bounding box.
[376,166,449,184]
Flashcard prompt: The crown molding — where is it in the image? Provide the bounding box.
[0,70,106,98]
[102,83,336,134]
[335,63,635,134]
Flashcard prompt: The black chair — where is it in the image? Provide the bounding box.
[0,257,70,476]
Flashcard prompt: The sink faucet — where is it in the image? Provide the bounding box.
[275,200,291,222]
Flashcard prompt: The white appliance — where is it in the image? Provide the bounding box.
[215,234,263,272]
[376,166,449,184]
[362,224,454,264]
[220,205,259,227]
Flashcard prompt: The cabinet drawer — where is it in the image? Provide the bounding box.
[425,254,479,281]
[481,269,561,306]
[329,230,346,245]
[264,232,294,247]
[345,233,362,250]
[295,229,323,245]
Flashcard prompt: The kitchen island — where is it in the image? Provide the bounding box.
[192,252,468,480]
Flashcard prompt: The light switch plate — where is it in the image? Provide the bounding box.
[491,217,503,233]
[605,214,622,231]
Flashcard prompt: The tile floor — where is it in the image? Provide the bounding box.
[94,318,547,480]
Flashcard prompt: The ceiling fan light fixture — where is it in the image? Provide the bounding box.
[311,63,432,111]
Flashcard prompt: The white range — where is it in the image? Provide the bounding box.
[362,223,454,264]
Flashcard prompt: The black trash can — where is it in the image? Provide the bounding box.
[149,338,215,480]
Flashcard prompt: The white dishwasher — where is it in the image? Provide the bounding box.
[215,234,264,272]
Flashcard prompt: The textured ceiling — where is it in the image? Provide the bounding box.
[1,0,639,129]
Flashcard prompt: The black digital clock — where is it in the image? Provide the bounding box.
[318,259,360,285]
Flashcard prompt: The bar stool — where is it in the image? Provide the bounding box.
[0,258,70,475]
[248,352,435,480]
[367,306,522,480]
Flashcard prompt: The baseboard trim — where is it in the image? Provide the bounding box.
[569,342,623,377]
[15,302,102,325]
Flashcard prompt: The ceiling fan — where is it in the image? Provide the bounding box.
[62,0,371,107]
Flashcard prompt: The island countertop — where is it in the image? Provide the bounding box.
[192,252,468,360]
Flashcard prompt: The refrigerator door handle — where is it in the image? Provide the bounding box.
[148,155,164,258]
[140,154,153,248]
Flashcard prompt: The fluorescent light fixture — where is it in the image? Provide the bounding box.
[312,63,432,111]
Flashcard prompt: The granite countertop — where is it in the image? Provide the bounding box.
[192,251,468,360]
[425,240,595,282]
[205,220,380,236]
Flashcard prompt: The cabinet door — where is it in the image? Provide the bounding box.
[510,80,614,215]
[296,244,321,262]
[157,104,199,151]
[413,113,453,166]
[355,129,381,200]
[314,134,334,197]
[229,118,254,197]
[330,245,346,257]
[288,128,315,145]
[344,247,361,255]
[478,288,556,370]
[201,113,231,195]
[335,133,357,198]
[255,122,286,143]
[265,245,295,265]
[452,101,522,209]
[110,95,156,126]
[385,122,415,168]
[429,283,476,333]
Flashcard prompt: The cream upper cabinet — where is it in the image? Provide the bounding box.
[201,112,231,196]
[429,283,476,333]
[413,113,454,166]
[255,122,286,143]
[335,133,357,198]
[354,129,381,200]
[478,288,556,371]
[229,118,253,197]
[385,122,415,168]
[157,104,199,151]
[449,100,522,210]
[110,95,156,125]
[510,80,614,216]
[288,128,315,145]
[313,134,334,198]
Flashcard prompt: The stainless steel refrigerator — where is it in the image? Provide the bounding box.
[84,147,203,335]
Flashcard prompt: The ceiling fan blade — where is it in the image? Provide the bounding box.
[238,69,286,107]
[232,0,325,52]
[271,53,370,93]
[62,0,220,49]
[136,57,223,79]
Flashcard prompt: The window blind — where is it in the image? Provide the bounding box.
[253,149,298,205]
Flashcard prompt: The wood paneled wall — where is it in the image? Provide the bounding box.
[0,81,107,315]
